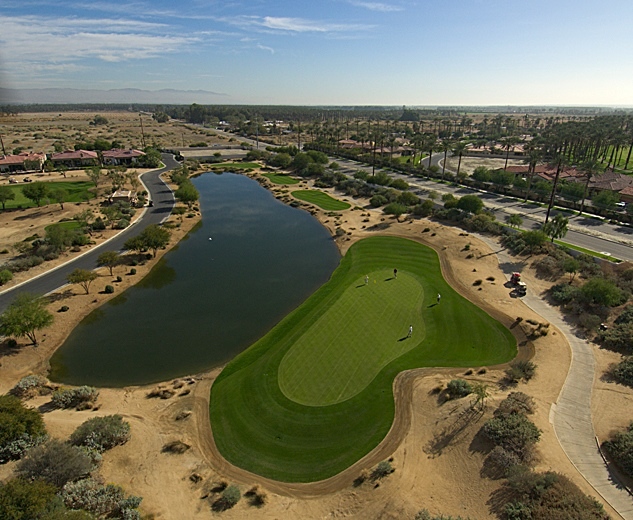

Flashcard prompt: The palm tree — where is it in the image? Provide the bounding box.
[578,159,601,216]
[424,135,437,170]
[452,142,467,180]
[440,139,453,180]
[542,214,569,242]
[545,154,568,223]
[523,146,543,202]
[501,136,520,171]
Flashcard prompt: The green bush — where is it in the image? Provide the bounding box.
[612,357,633,387]
[61,478,142,519]
[371,460,393,480]
[598,321,633,354]
[10,375,49,399]
[446,379,473,399]
[16,439,93,488]
[0,395,47,463]
[369,194,388,208]
[503,470,608,519]
[495,392,535,417]
[482,412,541,460]
[51,386,99,410]
[505,360,537,383]
[130,268,137,275]
[580,277,627,307]
[213,484,241,511]
[0,269,12,285]
[603,422,633,478]
[70,415,130,453]
[0,478,59,520]
[104,285,114,294]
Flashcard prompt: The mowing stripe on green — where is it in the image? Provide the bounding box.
[291,190,351,210]
[279,271,424,406]
[262,173,300,185]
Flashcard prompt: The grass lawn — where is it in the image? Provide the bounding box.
[209,162,259,169]
[262,172,300,185]
[291,190,351,211]
[2,181,94,210]
[209,236,516,482]
[44,221,84,233]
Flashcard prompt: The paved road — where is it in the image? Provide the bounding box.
[0,154,179,313]
[331,155,633,262]
[477,234,633,520]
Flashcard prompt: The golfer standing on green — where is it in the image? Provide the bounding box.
[394,268,398,279]
[408,325,413,338]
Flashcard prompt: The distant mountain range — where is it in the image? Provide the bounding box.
[0,88,229,105]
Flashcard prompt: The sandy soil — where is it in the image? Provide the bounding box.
[444,156,524,175]
[0,166,629,519]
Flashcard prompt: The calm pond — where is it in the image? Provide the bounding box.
[49,172,341,387]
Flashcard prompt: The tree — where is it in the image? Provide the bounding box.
[0,293,53,346]
[580,277,625,307]
[86,167,101,188]
[482,412,541,459]
[563,257,580,283]
[452,141,467,179]
[506,214,523,228]
[49,188,68,210]
[0,478,58,520]
[135,224,170,258]
[174,181,199,209]
[97,251,121,276]
[472,166,491,183]
[456,194,484,214]
[0,186,15,210]
[268,152,292,168]
[542,214,569,242]
[67,269,98,295]
[0,395,47,463]
[472,383,490,411]
[16,439,92,488]
[22,182,49,207]
[490,170,514,192]
[578,159,601,216]
[522,230,548,253]
[592,190,620,211]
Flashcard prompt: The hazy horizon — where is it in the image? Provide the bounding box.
[1,0,632,106]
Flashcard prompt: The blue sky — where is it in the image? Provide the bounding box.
[1,0,632,105]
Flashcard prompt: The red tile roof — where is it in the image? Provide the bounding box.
[0,152,45,166]
[51,150,98,160]
[102,149,145,159]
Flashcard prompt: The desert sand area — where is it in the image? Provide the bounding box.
[0,161,632,519]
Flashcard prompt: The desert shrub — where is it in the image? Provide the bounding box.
[10,374,49,399]
[51,386,99,410]
[213,484,241,511]
[414,510,473,520]
[484,445,523,478]
[482,413,541,460]
[371,460,393,480]
[116,276,123,282]
[463,213,502,234]
[129,268,136,275]
[602,422,633,478]
[59,305,69,312]
[502,470,608,520]
[61,478,142,519]
[578,312,602,332]
[505,360,536,383]
[104,285,114,294]
[495,392,535,417]
[16,439,93,488]
[446,379,473,399]
[0,269,12,285]
[612,357,633,387]
[533,256,562,279]
[0,478,61,520]
[162,441,190,454]
[598,321,633,354]
[113,219,130,230]
[550,282,580,304]
[616,305,633,324]
[412,200,435,217]
[5,255,44,273]
[580,277,627,307]
[70,415,130,453]
[0,395,47,463]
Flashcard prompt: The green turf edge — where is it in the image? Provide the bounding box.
[2,181,95,210]
[209,236,516,483]
[261,172,300,185]
[291,190,351,211]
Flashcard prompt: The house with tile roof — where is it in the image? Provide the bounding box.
[102,149,145,166]
[0,152,46,173]
[50,150,99,169]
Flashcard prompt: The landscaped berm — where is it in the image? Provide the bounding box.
[209,236,516,482]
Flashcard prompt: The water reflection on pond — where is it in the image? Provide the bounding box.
[49,172,341,387]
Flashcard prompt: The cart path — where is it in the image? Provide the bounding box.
[477,234,633,520]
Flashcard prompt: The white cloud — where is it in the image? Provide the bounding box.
[0,15,198,66]
[217,15,373,34]
[349,1,403,12]
[256,43,275,54]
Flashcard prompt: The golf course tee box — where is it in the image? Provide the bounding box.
[210,236,516,482]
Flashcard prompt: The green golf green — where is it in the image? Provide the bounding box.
[2,181,94,210]
[291,190,351,210]
[209,236,516,482]
[262,172,300,185]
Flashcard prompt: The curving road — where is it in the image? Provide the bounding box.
[0,154,180,313]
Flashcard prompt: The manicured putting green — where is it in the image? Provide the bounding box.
[262,173,299,185]
[279,271,424,406]
[209,236,516,482]
[291,190,351,210]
